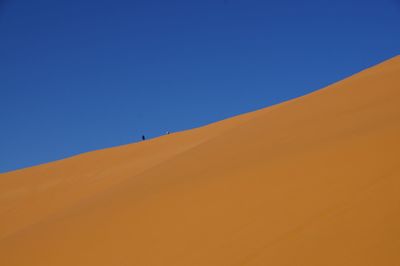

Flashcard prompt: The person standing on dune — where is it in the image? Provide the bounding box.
[142,135,146,141]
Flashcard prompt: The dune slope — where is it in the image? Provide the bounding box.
[1,56,400,266]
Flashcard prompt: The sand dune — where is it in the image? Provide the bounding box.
[1,55,399,265]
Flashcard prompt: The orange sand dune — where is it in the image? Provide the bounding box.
[1,56,400,266]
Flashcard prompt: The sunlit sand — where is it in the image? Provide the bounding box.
[1,56,399,265]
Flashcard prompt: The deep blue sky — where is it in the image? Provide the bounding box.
[0,0,399,173]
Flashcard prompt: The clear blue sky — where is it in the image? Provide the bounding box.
[0,0,399,173]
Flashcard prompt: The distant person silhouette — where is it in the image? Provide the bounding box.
[142,135,146,141]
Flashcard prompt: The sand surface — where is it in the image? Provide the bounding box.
[1,56,400,265]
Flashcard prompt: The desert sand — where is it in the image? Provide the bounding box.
[1,55,399,265]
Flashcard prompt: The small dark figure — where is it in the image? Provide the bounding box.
[142,135,146,141]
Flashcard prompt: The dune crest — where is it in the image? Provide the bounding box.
[1,56,400,266]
